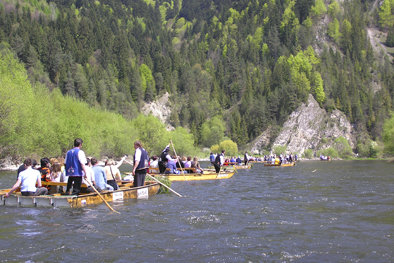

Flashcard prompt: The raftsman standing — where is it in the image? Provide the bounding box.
[65,138,88,195]
[132,141,149,187]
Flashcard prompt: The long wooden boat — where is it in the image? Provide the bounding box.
[0,181,160,208]
[161,170,235,181]
[280,162,296,167]
[232,163,252,170]
[264,162,281,166]
[248,160,266,164]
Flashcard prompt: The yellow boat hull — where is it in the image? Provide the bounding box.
[163,171,235,181]
[0,182,160,208]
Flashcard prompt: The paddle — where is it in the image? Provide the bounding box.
[169,140,187,180]
[123,159,182,197]
[84,178,120,214]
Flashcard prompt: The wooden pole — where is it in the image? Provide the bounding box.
[123,159,182,197]
[169,140,187,180]
[85,179,120,214]
[146,174,182,197]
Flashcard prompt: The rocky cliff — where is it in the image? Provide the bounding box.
[141,92,174,131]
[251,94,355,156]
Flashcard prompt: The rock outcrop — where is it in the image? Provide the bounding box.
[251,94,355,156]
[141,92,174,131]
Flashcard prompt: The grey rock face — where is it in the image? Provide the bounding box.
[251,94,355,156]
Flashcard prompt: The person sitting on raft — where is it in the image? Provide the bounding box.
[104,157,126,190]
[149,156,159,174]
[6,158,48,197]
[236,156,242,165]
[165,156,180,174]
[191,157,203,173]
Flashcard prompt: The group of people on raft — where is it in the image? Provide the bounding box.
[5,138,150,197]
[265,153,298,165]
[149,145,204,175]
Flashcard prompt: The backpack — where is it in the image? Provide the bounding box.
[214,154,221,165]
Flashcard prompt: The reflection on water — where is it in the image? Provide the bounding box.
[0,160,393,262]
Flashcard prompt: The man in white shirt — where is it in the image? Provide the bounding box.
[5,159,48,197]
[81,158,97,193]
[133,140,149,187]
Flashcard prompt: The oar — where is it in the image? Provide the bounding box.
[146,174,182,197]
[85,178,120,214]
[169,140,187,180]
[123,160,182,197]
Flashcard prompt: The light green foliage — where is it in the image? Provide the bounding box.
[312,71,325,104]
[287,46,320,95]
[176,17,186,29]
[328,18,341,42]
[142,0,155,7]
[136,17,146,32]
[210,144,220,154]
[94,1,100,7]
[219,140,238,156]
[311,0,327,17]
[228,8,241,20]
[379,0,394,28]
[131,115,169,155]
[212,16,219,27]
[0,46,35,156]
[159,4,168,24]
[169,127,197,156]
[280,0,299,31]
[139,64,154,92]
[383,112,394,154]
[328,0,340,18]
[340,19,352,51]
[318,148,339,158]
[303,17,313,28]
[303,149,313,159]
[333,136,353,159]
[172,37,180,45]
[273,145,287,156]
[201,116,226,147]
[0,45,203,160]
[262,43,269,55]
[222,44,228,57]
[253,27,264,48]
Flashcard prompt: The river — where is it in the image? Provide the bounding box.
[0,160,393,262]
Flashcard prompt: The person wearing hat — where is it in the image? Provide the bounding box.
[213,150,225,173]
[244,151,250,165]
[158,144,175,174]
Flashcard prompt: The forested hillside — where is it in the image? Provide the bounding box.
[1,0,394,158]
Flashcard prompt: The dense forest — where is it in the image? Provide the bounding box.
[2,0,394,160]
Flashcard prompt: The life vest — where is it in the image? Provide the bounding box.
[214,154,221,165]
[134,147,149,170]
[38,167,51,190]
[66,148,83,176]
